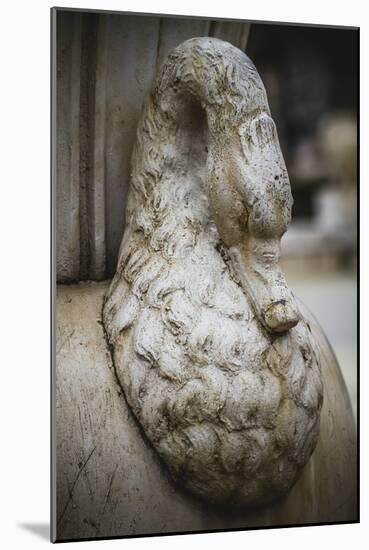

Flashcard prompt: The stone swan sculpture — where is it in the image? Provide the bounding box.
[103,37,323,508]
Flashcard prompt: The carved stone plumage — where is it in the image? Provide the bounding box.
[103,37,323,508]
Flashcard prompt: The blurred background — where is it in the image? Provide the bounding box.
[248,24,358,420]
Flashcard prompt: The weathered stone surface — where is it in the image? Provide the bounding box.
[54,11,251,282]
[55,282,356,540]
[55,11,82,281]
[210,20,250,51]
[103,38,323,508]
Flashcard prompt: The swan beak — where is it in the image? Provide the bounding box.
[261,299,300,334]
[228,243,300,335]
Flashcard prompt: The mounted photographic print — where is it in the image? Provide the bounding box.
[51,6,359,543]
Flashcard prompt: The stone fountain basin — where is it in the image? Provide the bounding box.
[54,281,357,541]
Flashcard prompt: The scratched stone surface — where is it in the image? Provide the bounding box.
[55,282,356,541]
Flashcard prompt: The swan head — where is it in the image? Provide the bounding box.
[207,110,300,334]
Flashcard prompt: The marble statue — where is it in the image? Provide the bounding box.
[102,37,323,508]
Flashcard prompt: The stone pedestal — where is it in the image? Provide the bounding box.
[54,281,356,541]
